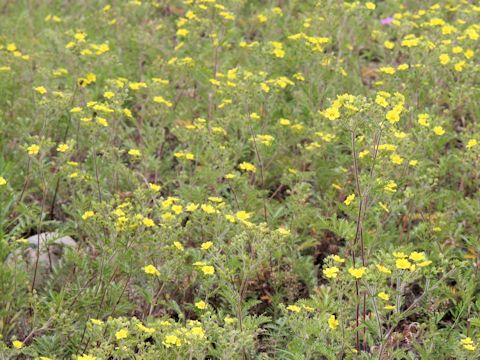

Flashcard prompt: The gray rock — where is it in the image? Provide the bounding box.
[6,232,77,289]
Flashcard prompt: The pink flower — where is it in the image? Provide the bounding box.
[381,17,394,25]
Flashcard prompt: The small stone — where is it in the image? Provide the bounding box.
[6,232,77,289]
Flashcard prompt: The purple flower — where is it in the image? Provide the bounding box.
[381,17,394,25]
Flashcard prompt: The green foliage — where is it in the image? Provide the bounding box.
[0,0,479,359]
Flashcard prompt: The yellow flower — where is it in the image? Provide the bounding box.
[378,292,389,301]
[201,241,213,250]
[136,323,155,334]
[34,86,47,95]
[162,198,175,208]
[384,304,395,311]
[328,314,339,330]
[6,43,17,51]
[348,267,367,279]
[115,328,129,340]
[287,304,301,313]
[390,154,403,165]
[378,143,396,152]
[323,266,340,279]
[177,28,189,37]
[143,264,160,276]
[186,203,199,212]
[0,176,7,186]
[293,73,305,81]
[74,32,86,42]
[239,162,256,173]
[201,204,216,214]
[250,112,261,121]
[57,143,69,152]
[385,109,400,124]
[376,264,392,274]
[96,118,109,127]
[142,217,155,227]
[332,255,345,263]
[161,212,174,222]
[409,251,426,262]
[153,96,173,107]
[379,66,395,75]
[461,337,476,351]
[82,211,95,220]
[80,73,96,86]
[123,108,133,118]
[257,14,268,23]
[78,355,97,360]
[358,150,369,159]
[277,227,291,236]
[433,126,445,136]
[235,210,251,222]
[174,151,195,160]
[113,208,125,217]
[270,41,285,58]
[439,53,450,65]
[149,183,161,192]
[128,148,141,157]
[27,144,40,155]
[201,265,215,275]
[375,94,389,108]
[464,49,474,59]
[103,91,115,99]
[12,340,23,349]
[384,41,395,50]
[90,319,104,326]
[195,300,207,310]
[344,193,355,206]
[454,61,466,72]
[321,106,340,121]
[395,258,412,270]
[442,25,457,35]
[384,180,397,193]
[189,326,205,339]
[466,139,477,149]
[171,205,183,215]
[365,2,375,10]
[260,83,270,92]
[173,241,184,251]
[129,82,147,90]
[163,334,182,348]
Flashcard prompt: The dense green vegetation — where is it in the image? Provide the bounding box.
[0,0,480,358]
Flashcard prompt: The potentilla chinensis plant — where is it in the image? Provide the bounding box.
[0,1,479,359]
